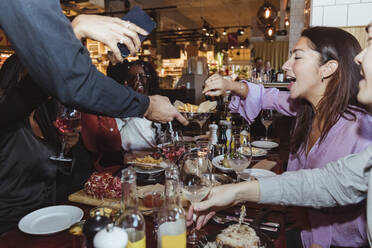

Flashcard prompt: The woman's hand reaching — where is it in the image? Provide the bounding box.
[203,74,249,99]
[71,14,148,64]
[203,74,231,97]
[187,181,260,229]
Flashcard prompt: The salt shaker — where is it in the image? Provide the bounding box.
[93,223,128,248]
[83,210,112,248]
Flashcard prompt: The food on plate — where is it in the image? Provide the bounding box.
[177,103,199,112]
[69,220,85,236]
[84,172,122,199]
[219,157,231,168]
[135,155,162,164]
[198,100,217,113]
[216,224,260,248]
[243,147,267,157]
[174,100,217,113]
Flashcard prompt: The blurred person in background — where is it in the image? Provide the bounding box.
[202,26,372,248]
[81,60,162,174]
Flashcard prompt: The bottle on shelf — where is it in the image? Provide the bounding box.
[157,166,187,248]
[116,167,146,248]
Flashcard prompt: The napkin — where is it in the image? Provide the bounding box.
[252,159,277,171]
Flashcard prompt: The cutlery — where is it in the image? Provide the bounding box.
[212,214,279,233]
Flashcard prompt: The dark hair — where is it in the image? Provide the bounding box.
[0,54,59,146]
[106,60,159,95]
[106,60,161,137]
[290,26,368,154]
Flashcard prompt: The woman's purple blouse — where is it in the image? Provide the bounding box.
[229,81,372,247]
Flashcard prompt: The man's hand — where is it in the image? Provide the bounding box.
[63,125,81,152]
[144,95,188,125]
[71,14,148,64]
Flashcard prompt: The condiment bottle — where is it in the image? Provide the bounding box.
[116,167,146,248]
[83,210,112,248]
[157,166,186,248]
[93,223,128,248]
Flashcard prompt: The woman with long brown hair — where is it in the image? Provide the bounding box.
[203,27,372,247]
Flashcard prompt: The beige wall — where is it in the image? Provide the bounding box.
[342,26,368,49]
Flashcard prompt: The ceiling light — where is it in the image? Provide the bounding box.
[222,28,227,35]
[264,25,275,40]
[264,7,272,19]
[285,19,290,27]
[240,45,244,49]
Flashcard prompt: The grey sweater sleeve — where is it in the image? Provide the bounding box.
[258,146,372,208]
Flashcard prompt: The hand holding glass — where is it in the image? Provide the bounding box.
[49,104,81,162]
[180,151,212,244]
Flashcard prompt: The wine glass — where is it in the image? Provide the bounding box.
[261,109,273,141]
[180,151,212,245]
[227,133,252,182]
[160,126,185,164]
[49,103,81,162]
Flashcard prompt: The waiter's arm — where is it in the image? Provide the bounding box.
[0,0,148,118]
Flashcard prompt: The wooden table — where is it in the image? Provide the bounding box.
[0,149,286,247]
[0,201,286,248]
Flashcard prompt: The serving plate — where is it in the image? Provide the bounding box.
[251,141,279,149]
[18,205,83,235]
[242,147,268,157]
[211,155,234,173]
[240,168,276,181]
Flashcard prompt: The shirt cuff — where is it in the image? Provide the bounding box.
[136,94,150,118]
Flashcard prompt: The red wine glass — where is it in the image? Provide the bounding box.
[49,104,81,162]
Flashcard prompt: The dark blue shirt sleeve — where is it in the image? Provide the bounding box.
[0,0,149,118]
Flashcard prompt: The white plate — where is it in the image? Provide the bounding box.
[242,147,268,157]
[18,205,83,235]
[240,168,276,181]
[211,155,234,173]
[251,140,279,149]
[133,165,165,174]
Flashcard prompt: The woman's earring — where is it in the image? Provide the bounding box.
[321,76,324,82]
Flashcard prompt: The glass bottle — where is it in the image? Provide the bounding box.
[157,166,187,248]
[116,167,146,248]
[240,121,251,145]
[217,124,227,156]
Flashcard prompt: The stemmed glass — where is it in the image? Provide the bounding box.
[227,133,252,182]
[180,150,212,245]
[49,103,81,162]
[160,124,186,164]
[261,109,273,141]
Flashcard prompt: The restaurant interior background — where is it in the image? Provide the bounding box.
[0,0,370,103]
[1,0,371,167]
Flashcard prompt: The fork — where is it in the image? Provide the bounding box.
[212,215,278,232]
